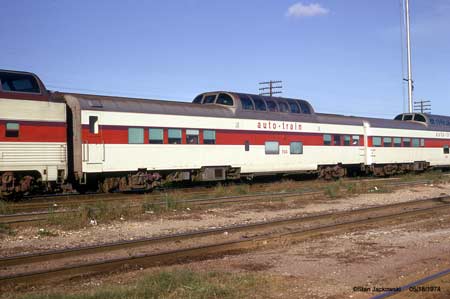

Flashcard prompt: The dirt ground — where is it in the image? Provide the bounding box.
[1,182,450,256]
[1,182,450,298]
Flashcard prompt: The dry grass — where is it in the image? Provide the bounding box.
[17,269,284,299]
[47,200,134,230]
[0,223,15,237]
[0,200,12,214]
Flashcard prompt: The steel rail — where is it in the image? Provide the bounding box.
[1,196,450,284]
[3,175,424,214]
[0,178,435,227]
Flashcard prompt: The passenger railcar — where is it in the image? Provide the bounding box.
[1,69,450,197]
[0,70,67,197]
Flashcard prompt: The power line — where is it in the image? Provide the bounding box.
[413,99,431,113]
[259,80,282,97]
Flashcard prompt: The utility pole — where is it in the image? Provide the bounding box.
[404,0,414,113]
[259,80,282,97]
[413,100,431,113]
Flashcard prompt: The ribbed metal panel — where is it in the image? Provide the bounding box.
[0,143,66,165]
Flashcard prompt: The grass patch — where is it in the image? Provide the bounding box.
[47,200,134,230]
[0,223,15,236]
[231,184,250,195]
[324,182,341,198]
[0,200,12,214]
[18,270,277,299]
[142,192,183,214]
[212,183,227,197]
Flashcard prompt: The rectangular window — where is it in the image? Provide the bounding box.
[89,116,99,134]
[383,137,392,147]
[186,129,199,144]
[373,137,382,147]
[203,130,216,144]
[352,135,360,146]
[128,128,144,144]
[394,137,402,147]
[168,128,182,144]
[265,141,279,154]
[403,138,411,147]
[420,139,425,147]
[343,135,351,146]
[412,138,420,147]
[245,140,250,151]
[444,145,449,154]
[5,122,19,137]
[323,134,331,145]
[333,135,341,146]
[149,128,163,144]
[290,142,303,154]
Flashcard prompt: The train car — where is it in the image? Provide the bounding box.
[0,70,68,197]
[54,89,450,192]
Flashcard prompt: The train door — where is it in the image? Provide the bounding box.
[85,113,105,169]
[363,121,372,165]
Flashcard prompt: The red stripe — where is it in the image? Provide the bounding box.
[82,125,365,146]
[0,120,66,142]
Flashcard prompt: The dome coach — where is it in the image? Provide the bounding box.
[1,69,450,198]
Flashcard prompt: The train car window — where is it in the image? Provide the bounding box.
[394,114,403,121]
[0,72,40,93]
[266,100,279,112]
[149,128,164,144]
[5,122,19,137]
[290,142,303,154]
[444,145,449,154]
[333,135,341,146]
[203,130,216,144]
[383,137,392,147]
[128,128,144,144]
[298,101,311,114]
[394,137,402,147]
[420,138,425,147]
[240,95,254,110]
[203,95,216,104]
[288,101,300,113]
[216,94,234,106]
[252,96,267,111]
[412,138,420,147]
[168,129,182,144]
[186,129,199,144]
[193,95,203,104]
[343,135,351,146]
[352,135,360,145]
[89,116,99,134]
[265,141,279,154]
[414,114,426,122]
[278,102,290,113]
[403,114,413,121]
[373,137,382,147]
[323,134,331,145]
[403,138,411,147]
[245,140,250,151]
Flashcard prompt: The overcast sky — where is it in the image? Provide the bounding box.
[1,0,449,118]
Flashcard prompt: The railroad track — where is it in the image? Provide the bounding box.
[372,268,450,298]
[1,196,450,287]
[0,178,435,227]
[2,175,432,214]
[0,188,321,226]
